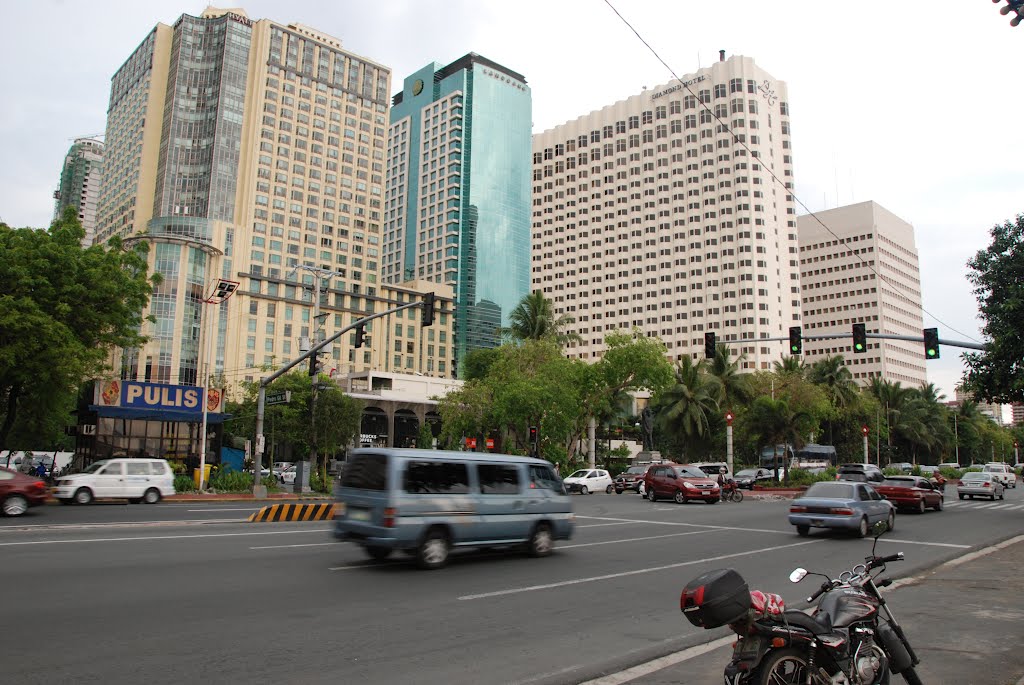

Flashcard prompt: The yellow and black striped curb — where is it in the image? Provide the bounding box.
[248,503,337,522]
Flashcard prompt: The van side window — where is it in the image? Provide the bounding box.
[478,464,520,495]
[403,461,470,494]
[103,462,124,476]
[150,462,167,475]
[341,453,388,490]
[529,465,561,492]
[126,462,149,475]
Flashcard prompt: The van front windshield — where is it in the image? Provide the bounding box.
[84,461,108,474]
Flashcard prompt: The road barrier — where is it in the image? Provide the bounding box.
[248,502,336,522]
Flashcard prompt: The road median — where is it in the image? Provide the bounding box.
[248,502,337,522]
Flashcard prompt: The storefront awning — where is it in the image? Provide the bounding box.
[89,405,230,424]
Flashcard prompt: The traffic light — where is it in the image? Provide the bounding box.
[308,351,324,377]
[421,292,436,327]
[852,323,867,354]
[704,332,716,359]
[788,326,802,355]
[923,328,940,360]
[354,323,366,349]
[528,425,539,455]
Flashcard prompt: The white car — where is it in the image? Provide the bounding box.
[983,463,1016,488]
[54,458,175,504]
[279,465,297,485]
[563,469,613,495]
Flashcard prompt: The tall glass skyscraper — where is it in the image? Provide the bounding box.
[384,53,532,375]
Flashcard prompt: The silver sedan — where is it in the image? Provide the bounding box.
[957,472,1005,501]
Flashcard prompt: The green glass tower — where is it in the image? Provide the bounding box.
[384,53,532,375]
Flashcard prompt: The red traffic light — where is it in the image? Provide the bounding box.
[861,425,869,436]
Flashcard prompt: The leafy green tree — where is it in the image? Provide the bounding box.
[0,208,155,451]
[745,396,813,482]
[808,356,859,445]
[501,290,581,345]
[708,345,753,412]
[773,356,806,378]
[964,213,1024,403]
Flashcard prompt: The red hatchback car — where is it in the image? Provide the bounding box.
[0,467,49,517]
[644,463,720,504]
[873,475,943,514]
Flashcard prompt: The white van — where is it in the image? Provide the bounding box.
[53,458,176,505]
[335,448,574,569]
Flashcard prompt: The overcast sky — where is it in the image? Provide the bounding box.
[2,0,1020,402]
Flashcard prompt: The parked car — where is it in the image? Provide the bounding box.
[334,448,573,569]
[788,481,895,538]
[644,463,720,504]
[691,462,733,480]
[272,461,294,476]
[53,458,176,505]
[613,465,649,494]
[938,462,961,470]
[957,472,1005,501]
[734,467,776,490]
[873,476,944,513]
[835,463,885,483]
[564,469,613,495]
[983,463,1016,488]
[279,465,297,485]
[889,462,914,474]
[0,467,49,516]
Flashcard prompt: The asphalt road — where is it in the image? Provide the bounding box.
[2,486,1022,684]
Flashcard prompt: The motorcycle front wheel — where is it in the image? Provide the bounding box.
[899,667,922,685]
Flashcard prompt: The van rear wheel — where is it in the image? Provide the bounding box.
[417,528,450,570]
[73,488,93,505]
[527,523,554,557]
[142,488,161,504]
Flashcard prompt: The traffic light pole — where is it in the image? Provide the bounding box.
[252,300,426,496]
[714,332,985,351]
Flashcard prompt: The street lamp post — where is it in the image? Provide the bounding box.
[198,278,238,490]
[725,411,735,476]
[861,425,870,465]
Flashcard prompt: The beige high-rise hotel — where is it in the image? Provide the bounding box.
[797,201,926,386]
[531,54,800,369]
[94,7,454,392]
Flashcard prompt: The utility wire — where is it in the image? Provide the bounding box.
[601,0,981,344]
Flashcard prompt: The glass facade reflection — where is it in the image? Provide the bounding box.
[386,54,531,373]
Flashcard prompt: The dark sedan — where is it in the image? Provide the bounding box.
[874,476,943,513]
[734,467,776,489]
[0,467,49,516]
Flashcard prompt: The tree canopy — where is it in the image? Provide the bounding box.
[0,208,155,450]
[964,213,1024,403]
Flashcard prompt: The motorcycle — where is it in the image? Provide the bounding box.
[680,521,921,684]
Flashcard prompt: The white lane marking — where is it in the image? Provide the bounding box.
[560,529,716,549]
[187,508,262,512]
[974,503,1002,509]
[881,538,969,549]
[0,518,246,531]
[576,636,735,685]
[457,539,824,600]
[576,515,791,535]
[576,521,637,529]
[250,542,337,550]
[0,528,330,546]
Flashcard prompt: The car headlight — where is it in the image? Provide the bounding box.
[682,481,696,489]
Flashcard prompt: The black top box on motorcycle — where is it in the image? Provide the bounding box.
[680,568,749,628]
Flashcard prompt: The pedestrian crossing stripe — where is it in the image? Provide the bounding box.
[943,501,1023,511]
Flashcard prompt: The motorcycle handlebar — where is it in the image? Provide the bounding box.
[806,580,832,603]
[868,552,904,568]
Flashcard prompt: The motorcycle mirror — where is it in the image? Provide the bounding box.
[789,568,808,583]
[871,520,888,539]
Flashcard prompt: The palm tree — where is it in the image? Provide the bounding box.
[708,345,753,413]
[501,291,581,344]
[773,356,806,377]
[650,356,719,460]
[808,355,858,445]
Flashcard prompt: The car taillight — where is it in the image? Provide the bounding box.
[32,481,46,490]
[983,482,991,488]
[382,507,397,528]
[790,505,807,513]
[830,507,854,515]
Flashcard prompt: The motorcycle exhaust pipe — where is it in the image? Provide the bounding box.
[876,623,913,674]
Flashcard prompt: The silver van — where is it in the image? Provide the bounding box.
[334,448,574,569]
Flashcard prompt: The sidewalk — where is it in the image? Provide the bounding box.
[602,534,1024,685]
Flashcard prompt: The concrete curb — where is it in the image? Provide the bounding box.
[44,493,333,505]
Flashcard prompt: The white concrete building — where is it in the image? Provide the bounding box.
[797,200,926,386]
[531,53,800,369]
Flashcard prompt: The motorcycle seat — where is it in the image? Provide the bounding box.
[782,610,832,635]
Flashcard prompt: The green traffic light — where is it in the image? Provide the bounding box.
[855,343,864,351]
[927,349,936,357]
